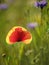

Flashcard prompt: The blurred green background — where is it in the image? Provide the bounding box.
[0,0,49,65]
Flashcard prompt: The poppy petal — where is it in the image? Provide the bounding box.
[22,31,32,44]
[6,26,32,44]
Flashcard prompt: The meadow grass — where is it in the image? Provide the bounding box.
[0,0,49,65]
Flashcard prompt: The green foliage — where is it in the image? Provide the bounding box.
[0,0,49,65]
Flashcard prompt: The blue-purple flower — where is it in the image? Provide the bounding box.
[27,22,38,29]
[0,3,8,10]
[34,0,47,9]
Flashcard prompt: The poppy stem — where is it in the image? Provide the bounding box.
[19,43,24,59]
[18,43,25,64]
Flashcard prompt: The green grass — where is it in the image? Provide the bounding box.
[0,0,49,65]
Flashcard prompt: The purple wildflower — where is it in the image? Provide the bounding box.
[0,3,8,10]
[27,22,38,29]
[34,0,47,9]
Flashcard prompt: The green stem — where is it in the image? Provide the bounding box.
[19,43,25,61]
[41,9,43,25]
[13,43,25,65]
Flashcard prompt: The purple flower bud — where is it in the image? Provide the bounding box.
[34,0,47,9]
[27,22,38,29]
[0,3,8,10]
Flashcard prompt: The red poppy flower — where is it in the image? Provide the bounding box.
[6,26,32,44]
